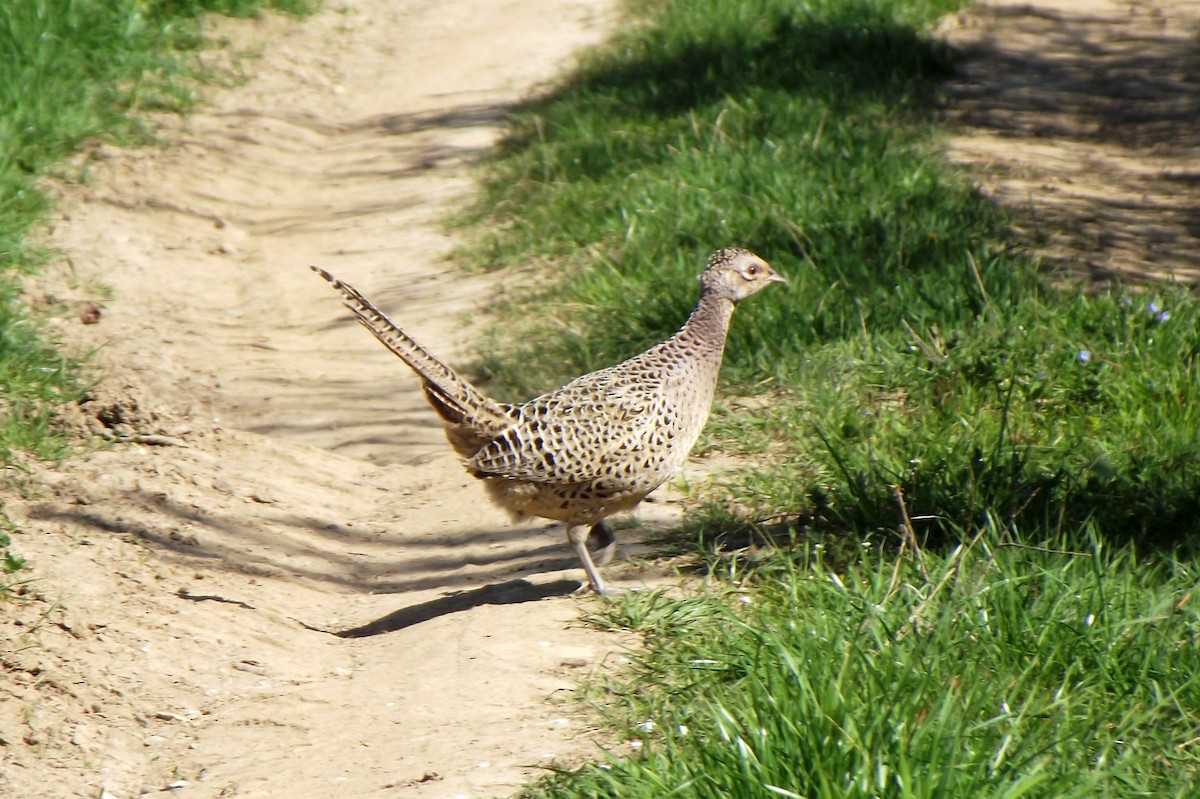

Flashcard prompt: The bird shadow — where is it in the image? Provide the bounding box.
[318,578,582,638]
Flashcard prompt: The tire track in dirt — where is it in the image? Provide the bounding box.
[1,2,676,798]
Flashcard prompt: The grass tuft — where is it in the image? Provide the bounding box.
[0,282,86,465]
[529,535,1200,798]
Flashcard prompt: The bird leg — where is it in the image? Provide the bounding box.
[586,521,617,567]
[567,525,608,594]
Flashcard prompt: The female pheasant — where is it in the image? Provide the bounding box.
[313,248,785,593]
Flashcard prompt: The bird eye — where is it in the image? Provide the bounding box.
[745,264,759,276]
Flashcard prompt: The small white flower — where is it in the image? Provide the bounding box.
[629,739,643,751]
[1077,350,1092,364]
[1085,614,1095,626]
[677,724,690,736]
[638,720,655,733]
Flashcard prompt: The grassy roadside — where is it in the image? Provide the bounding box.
[0,0,312,580]
[559,537,1200,798]
[461,0,1199,552]
[460,0,1200,794]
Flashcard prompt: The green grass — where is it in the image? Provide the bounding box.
[459,0,1200,795]
[460,0,1200,550]
[0,281,84,464]
[539,535,1200,798]
[709,285,1200,549]
[0,0,312,471]
[462,0,995,393]
[0,504,28,579]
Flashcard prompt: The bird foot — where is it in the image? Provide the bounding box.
[573,581,630,597]
[585,522,617,567]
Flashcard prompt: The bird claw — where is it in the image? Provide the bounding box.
[572,581,642,598]
[586,524,618,567]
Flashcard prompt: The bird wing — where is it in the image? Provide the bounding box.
[467,369,679,490]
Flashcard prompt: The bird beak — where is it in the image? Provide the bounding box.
[768,270,788,284]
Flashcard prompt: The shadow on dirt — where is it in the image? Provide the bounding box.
[329,578,581,637]
[943,4,1200,283]
[27,489,585,595]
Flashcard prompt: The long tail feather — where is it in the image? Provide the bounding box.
[311,266,509,427]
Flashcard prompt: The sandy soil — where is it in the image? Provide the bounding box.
[3,1,1199,798]
[940,0,1200,284]
[1,2,669,798]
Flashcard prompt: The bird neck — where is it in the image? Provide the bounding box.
[672,289,736,358]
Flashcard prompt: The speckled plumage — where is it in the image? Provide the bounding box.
[313,248,785,593]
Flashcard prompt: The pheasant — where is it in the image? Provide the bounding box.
[312,248,785,593]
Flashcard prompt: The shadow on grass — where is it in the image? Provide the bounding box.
[678,451,1200,571]
[567,11,950,116]
[495,1,957,167]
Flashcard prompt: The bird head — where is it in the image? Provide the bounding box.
[699,247,787,303]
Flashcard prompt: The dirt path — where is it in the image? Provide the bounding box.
[1,2,673,798]
[940,0,1200,284]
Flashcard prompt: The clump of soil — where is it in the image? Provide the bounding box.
[55,381,192,445]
